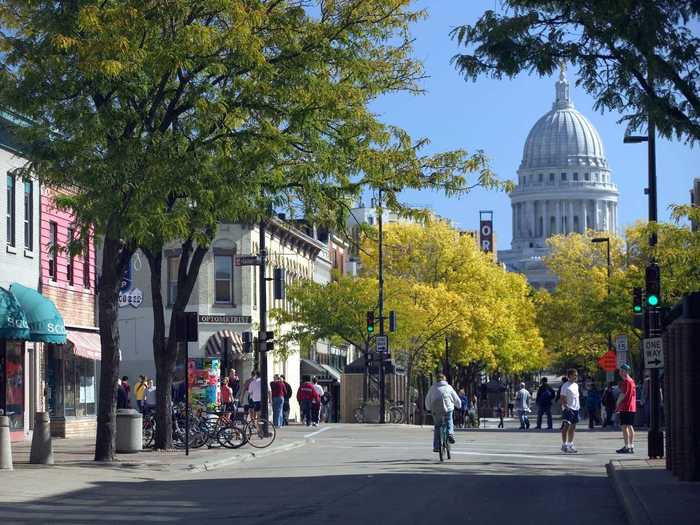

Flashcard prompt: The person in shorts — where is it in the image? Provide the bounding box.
[615,363,637,453]
[559,369,580,453]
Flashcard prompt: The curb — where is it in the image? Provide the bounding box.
[189,439,308,473]
[606,460,653,525]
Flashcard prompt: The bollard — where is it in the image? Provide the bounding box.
[0,415,13,471]
[29,412,54,465]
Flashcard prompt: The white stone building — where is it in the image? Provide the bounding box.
[498,70,619,289]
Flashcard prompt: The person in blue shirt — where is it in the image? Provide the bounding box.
[535,377,555,430]
[587,383,602,428]
[457,389,470,428]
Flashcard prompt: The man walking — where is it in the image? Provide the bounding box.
[560,369,580,453]
[297,375,320,426]
[535,377,555,430]
[615,364,637,453]
[601,382,617,428]
[281,374,293,425]
[311,377,324,427]
[270,374,286,427]
[247,371,262,420]
[515,383,531,430]
[134,375,148,413]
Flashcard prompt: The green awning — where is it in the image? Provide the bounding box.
[0,287,30,340]
[9,283,66,344]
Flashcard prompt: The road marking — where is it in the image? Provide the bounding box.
[304,426,332,439]
[450,450,589,461]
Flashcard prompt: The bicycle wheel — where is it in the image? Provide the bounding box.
[445,432,451,460]
[390,407,403,424]
[438,432,444,462]
[217,422,247,449]
[246,419,276,448]
[142,418,155,448]
[353,408,364,423]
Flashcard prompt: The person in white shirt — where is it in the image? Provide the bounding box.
[559,369,580,453]
[311,377,324,426]
[425,373,461,452]
[247,371,262,419]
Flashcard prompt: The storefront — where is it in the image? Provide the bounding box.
[0,286,31,441]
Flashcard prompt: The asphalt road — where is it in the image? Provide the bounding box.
[1,424,633,524]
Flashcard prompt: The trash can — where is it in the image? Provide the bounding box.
[116,409,142,453]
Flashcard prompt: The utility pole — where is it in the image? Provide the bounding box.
[258,220,269,425]
[377,188,386,424]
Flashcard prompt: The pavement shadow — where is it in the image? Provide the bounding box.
[0,470,624,525]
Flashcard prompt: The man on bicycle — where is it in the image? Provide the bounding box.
[425,373,461,452]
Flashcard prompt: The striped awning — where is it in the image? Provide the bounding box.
[205,330,244,357]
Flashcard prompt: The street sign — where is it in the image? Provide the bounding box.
[615,335,629,367]
[643,337,664,369]
[235,255,260,266]
[376,335,388,353]
[597,350,617,372]
[118,287,143,308]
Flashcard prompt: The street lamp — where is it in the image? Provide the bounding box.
[623,113,664,458]
[591,237,613,359]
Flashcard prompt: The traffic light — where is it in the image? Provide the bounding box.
[242,331,253,353]
[645,263,661,308]
[264,330,274,352]
[273,268,285,300]
[366,311,375,333]
[633,287,643,314]
[389,311,397,332]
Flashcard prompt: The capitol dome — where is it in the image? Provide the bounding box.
[520,70,607,171]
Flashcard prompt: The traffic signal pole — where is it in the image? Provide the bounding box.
[259,220,269,426]
[377,189,386,424]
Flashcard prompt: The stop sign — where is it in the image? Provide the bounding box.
[597,350,617,372]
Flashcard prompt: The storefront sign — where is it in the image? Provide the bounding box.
[479,211,494,253]
[198,314,252,324]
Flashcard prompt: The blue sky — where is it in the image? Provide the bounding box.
[371,0,699,250]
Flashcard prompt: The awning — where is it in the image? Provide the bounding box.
[205,330,244,357]
[67,330,101,360]
[0,287,30,340]
[9,283,66,344]
[301,358,326,378]
[321,364,341,382]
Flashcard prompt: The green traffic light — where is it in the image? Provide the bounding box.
[367,325,374,333]
[633,305,642,313]
[647,294,659,307]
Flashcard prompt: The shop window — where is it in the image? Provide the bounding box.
[0,341,25,431]
[6,173,15,247]
[46,347,96,418]
[49,221,58,281]
[214,255,233,304]
[23,180,33,250]
[167,256,179,306]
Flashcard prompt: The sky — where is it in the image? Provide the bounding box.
[370,0,699,250]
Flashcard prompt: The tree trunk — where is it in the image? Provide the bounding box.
[94,233,132,462]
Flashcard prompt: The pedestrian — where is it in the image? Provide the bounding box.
[281,374,292,425]
[587,383,602,429]
[247,370,262,421]
[241,372,255,417]
[134,375,148,413]
[515,382,531,430]
[469,393,479,427]
[580,382,589,420]
[116,378,129,409]
[535,377,555,430]
[270,374,286,427]
[496,402,504,428]
[228,369,240,399]
[555,376,568,402]
[457,389,469,428]
[145,378,157,414]
[121,376,131,408]
[320,387,332,423]
[601,382,617,428]
[615,364,637,454]
[221,377,234,412]
[297,375,320,426]
[560,369,580,453]
[311,377,324,426]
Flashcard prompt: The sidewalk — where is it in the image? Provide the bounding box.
[9,423,321,473]
[607,459,700,525]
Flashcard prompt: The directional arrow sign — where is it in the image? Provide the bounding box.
[643,337,664,369]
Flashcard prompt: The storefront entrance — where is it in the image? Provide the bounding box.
[0,340,26,440]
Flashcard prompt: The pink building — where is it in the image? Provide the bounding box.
[40,187,101,438]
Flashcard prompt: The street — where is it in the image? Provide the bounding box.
[0,424,631,524]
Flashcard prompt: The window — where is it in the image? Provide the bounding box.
[6,174,15,247]
[83,237,91,289]
[550,216,556,233]
[49,221,58,281]
[66,226,74,286]
[538,173,543,182]
[561,172,567,181]
[584,173,590,181]
[573,172,579,181]
[0,341,25,430]
[573,216,580,233]
[23,180,32,250]
[549,173,555,182]
[214,255,233,304]
[46,347,96,418]
[167,257,179,306]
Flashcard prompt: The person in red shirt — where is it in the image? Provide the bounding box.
[221,377,234,412]
[615,364,637,454]
[296,375,320,427]
[270,374,287,427]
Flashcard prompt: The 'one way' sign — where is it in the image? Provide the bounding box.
[643,337,664,369]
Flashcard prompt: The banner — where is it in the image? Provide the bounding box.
[479,211,494,253]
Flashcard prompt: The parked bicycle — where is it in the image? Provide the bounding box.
[353,401,405,424]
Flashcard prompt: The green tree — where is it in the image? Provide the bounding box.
[1,1,494,456]
[452,1,700,143]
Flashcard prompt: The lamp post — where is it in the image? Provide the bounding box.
[591,237,612,358]
[624,112,664,458]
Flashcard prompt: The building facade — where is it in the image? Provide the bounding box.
[498,69,619,289]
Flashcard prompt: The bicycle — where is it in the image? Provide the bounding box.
[434,414,451,462]
[243,417,276,448]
